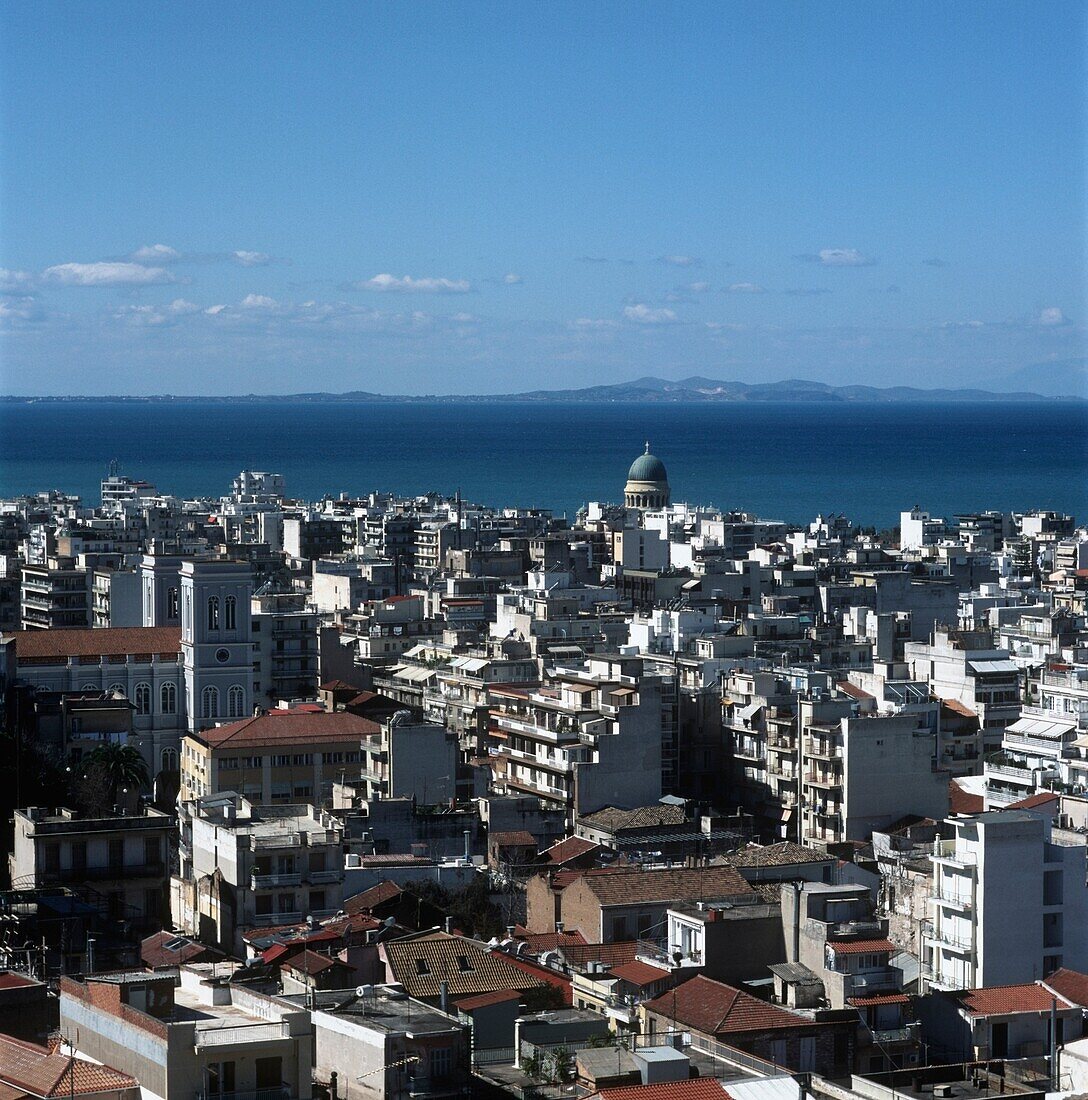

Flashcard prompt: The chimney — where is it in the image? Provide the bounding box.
[555,921,564,934]
[463,830,472,862]
[440,980,449,1014]
[444,915,454,934]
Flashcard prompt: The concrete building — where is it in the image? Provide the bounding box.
[21,554,89,629]
[173,793,345,955]
[923,811,1088,990]
[60,965,311,1100]
[360,714,458,805]
[291,985,471,1100]
[10,805,174,930]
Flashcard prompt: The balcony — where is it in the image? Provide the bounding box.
[804,738,841,760]
[306,869,341,884]
[932,840,977,868]
[871,1024,919,1045]
[251,872,300,889]
[197,1089,292,1100]
[927,923,974,952]
[252,833,301,850]
[849,969,902,994]
[934,890,973,912]
[39,861,166,885]
[805,772,842,789]
[194,1021,292,1048]
[830,919,883,939]
[251,911,303,927]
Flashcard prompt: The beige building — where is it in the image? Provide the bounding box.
[180,710,379,806]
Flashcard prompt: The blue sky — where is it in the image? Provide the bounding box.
[1,1,1085,395]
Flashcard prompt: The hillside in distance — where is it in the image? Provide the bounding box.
[4,374,1079,403]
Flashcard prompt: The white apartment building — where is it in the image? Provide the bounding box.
[488,656,663,824]
[906,628,1022,758]
[360,715,458,805]
[923,810,1088,991]
[173,793,345,955]
[984,711,1080,807]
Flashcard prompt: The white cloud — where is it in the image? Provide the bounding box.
[726,282,766,293]
[684,281,710,293]
[167,298,201,314]
[43,261,175,286]
[570,317,619,330]
[503,273,523,285]
[130,244,181,263]
[233,250,272,267]
[1038,307,1068,327]
[0,295,43,322]
[0,268,36,292]
[204,304,227,315]
[659,254,701,267]
[624,303,679,325]
[240,294,278,309]
[798,248,875,267]
[356,273,472,294]
[450,312,479,323]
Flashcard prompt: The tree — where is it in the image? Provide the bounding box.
[79,742,150,811]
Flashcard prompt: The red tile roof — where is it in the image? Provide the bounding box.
[502,954,573,1005]
[1006,792,1059,810]
[959,983,1075,1016]
[827,939,895,956]
[949,781,984,816]
[282,949,348,976]
[343,880,404,914]
[0,973,37,990]
[454,987,524,1011]
[491,830,538,847]
[0,1034,138,1097]
[1043,969,1088,1008]
[848,993,910,1006]
[11,626,181,660]
[643,975,812,1036]
[559,941,641,970]
[192,710,379,748]
[320,680,362,692]
[837,681,874,701]
[609,960,670,987]
[141,931,224,969]
[541,836,601,865]
[514,930,587,952]
[580,866,754,907]
[941,698,977,719]
[595,1079,732,1100]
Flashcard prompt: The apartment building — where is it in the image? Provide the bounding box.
[923,810,1088,990]
[906,628,1022,755]
[488,657,664,823]
[251,588,320,704]
[179,710,378,805]
[10,806,174,929]
[360,715,458,805]
[60,965,311,1100]
[173,793,345,954]
[984,711,1080,807]
[20,554,89,629]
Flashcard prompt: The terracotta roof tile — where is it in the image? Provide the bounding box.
[847,993,909,1006]
[11,626,181,660]
[726,842,832,868]
[827,939,895,956]
[959,983,1074,1016]
[141,931,224,969]
[1043,969,1088,1008]
[1006,792,1060,810]
[581,866,754,907]
[282,949,349,976]
[0,1034,138,1097]
[559,941,641,970]
[579,805,688,832]
[644,975,812,1036]
[514,930,587,952]
[454,988,524,1011]
[949,781,984,816]
[608,960,670,987]
[0,973,37,990]
[192,710,379,748]
[490,830,538,847]
[383,931,545,1000]
[596,1083,731,1100]
[541,837,601,865]
[343,881,404,914]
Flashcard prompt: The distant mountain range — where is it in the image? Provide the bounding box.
[4,374,1084,403]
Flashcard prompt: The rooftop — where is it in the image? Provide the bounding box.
[10,626,182,660]
[0,1034,138,1098]
[300,986,466,1037]
[643,975,813,1036]
[190,710,379,748]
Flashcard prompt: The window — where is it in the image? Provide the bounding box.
[207,595,220,630]
[161,682,177,714]
[134,682,151,715]
[225,595,237,631]
[415,958,431,975]
[255,1058,282,1090]
[107,683,125,697]
[430,1047,452,1079]
[167,587,179,619]
[227,684,246,718]
[144,837,160,865]
[161,747,178,772]
[201,685,220,719]
[108,838,124,869]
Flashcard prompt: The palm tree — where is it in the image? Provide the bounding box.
[81,742,150,808]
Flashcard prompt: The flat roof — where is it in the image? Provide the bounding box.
[300,988,464,1037]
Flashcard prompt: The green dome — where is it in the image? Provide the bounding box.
[627,443,668,483]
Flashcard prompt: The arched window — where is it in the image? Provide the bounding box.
[134,682,151,715]
[161,747,178,772]
[167,587,179,619]
[227,684,246,718]
[107,683,125,697]
[80,683,97,692]
[201,685,219,719]
[207,595,220,630]
[161,682,177,714]
[225,595,237,631]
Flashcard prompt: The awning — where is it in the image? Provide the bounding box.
[968,660,1019,675]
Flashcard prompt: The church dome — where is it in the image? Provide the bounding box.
[627,446,668,484]
[624,441,671,510]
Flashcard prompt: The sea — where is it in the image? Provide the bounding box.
[1,399,1085,529]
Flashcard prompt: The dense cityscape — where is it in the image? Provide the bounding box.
[0,446,1086,1099]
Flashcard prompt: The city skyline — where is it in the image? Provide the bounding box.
[1,1,1086,396]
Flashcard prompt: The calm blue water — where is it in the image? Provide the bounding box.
[1,400,1085,528]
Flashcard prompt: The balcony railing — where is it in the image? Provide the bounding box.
[252,872,300,889]
[194,1021,291,1047]
[871,1024,919,1045]
[197,1089,291,1100]
[252,834,301,849]
[252,911,303,927]
[307,869,341,884]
